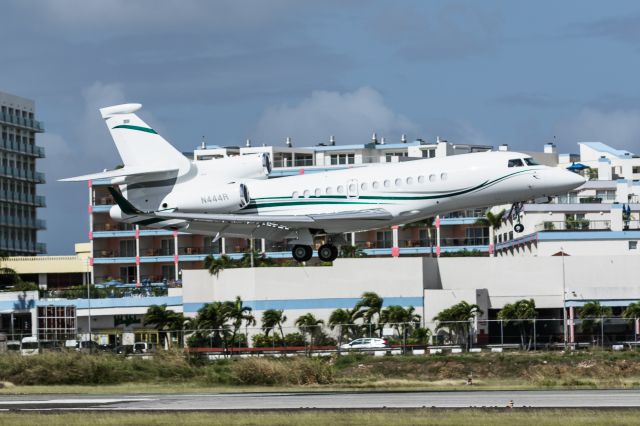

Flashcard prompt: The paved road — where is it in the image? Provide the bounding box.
[1,390,640,411]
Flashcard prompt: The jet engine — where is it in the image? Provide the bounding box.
[196,153,271,180]
[159,182,250,213]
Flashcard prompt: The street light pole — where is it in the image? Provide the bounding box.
[86,260,92,348]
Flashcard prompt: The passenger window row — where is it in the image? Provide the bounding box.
[291,172,448,198]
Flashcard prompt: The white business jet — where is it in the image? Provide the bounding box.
[62,103,585,262]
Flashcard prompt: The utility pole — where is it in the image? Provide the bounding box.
[561,247,567,350]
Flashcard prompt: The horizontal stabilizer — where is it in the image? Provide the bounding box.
[59,167,178,182]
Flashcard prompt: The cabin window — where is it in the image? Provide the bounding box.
[406,177,414,185]
[337,185,345,194]
[508,159,525,167]
[395,178,402,186]
[429,174,436,182]
[524,157,540,166]
[292,191,299,198]
[440,172,448,181]
[372,181,380,189]
[361,182,368,191]
[417,176,425,184]
[384,179,391,188]
[348,183,357,193]
[314,188,321,197]
[326,187,333,195]
[303,190,310,198]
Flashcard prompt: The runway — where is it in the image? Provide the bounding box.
[2,390,640,411]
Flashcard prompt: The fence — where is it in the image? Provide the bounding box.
[4,317,640,355]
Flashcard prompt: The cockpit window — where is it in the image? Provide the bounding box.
[524,157,540,166]
[508,159,525,167]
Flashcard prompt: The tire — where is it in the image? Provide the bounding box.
[318,244,338,262]
[514,223,525,233]
[292,244,313,262]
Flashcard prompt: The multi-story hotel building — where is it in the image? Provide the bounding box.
[0,91,46,255]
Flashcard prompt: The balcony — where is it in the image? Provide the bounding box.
[535,220,612,232]
[0,112,45,132]
[0,216,45,228]
[0,191,45,206]
[0,139,45,157]
[93,223,135,232]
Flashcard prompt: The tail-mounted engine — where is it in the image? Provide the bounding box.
[159,182,251,213]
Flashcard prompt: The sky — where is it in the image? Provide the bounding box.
[2,0,640,254]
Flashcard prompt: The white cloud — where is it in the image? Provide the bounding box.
[251,87,420,146]
[554,108,640,154]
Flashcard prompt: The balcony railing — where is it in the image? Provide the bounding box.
[93,223,135,231]
[94,196,115,206]
[535,220,611,232]
[0,139,45,157]
[0,216,46,228]
[0,190,45,206]
[0,112,45,132]
[0,238,42,253]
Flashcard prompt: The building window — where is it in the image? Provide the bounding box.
[422,149,436,158]
[376,230,393,248]
[330,154,354,165]
[633,166,640,174]
[629,241,638,250]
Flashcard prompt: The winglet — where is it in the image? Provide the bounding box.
[108,187,145,215]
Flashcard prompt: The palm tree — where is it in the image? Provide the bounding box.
[623,302,640,338]
[354,292,384,336]
[261,309,287,343]
[433,301,483,350]
[497,299,537,350]
[204,254,235,278]
[0,252,19,289]
[328,308,363,344]
[295,313,325,347]
[226,296,256,347]
[474,209,505,257]
[579,301,612,345]
[380,305,422,338]
[143,304,182,348]
[339,244,367,258]
[197,301,232,347]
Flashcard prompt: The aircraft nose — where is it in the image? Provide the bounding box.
[564,170,587,188]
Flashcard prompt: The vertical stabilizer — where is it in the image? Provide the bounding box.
[100,103,190,172]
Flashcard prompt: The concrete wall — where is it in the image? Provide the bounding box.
[182,258,426,328]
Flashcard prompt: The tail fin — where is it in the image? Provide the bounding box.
[100,103,190,172]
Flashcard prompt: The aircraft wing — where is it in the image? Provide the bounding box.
[108,186,391,233]
[154,208,393,226]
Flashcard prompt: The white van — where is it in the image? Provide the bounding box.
[21,336,39,356]
[133,342,156,353]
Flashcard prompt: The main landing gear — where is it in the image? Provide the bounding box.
[291,243,339,262]
[509,201,525,233]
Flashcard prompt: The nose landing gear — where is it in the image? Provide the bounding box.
[509,202,525,233]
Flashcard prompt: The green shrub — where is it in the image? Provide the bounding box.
[231,357,333,385]
[284,332,306,346]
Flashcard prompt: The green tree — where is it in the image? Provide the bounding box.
[328,308,363,344]
[411,327,432,346]
[339,245,367,258]
[261,309,287,343]
[197,301,232,347]
[354,292,384,336]
[0,252,20,290]
[204,254,235,278]
[623,302,640,321]
[295,313,325,347]
[433,301,483,350]
[474,209,505,257]
[143,304,183,349]
[497,299,537,350]
[578,301,612,345]
[226,296,256,347]
[380,305,422,339]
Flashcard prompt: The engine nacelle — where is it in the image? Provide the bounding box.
[160,182,250,213]
[196,153,271,180]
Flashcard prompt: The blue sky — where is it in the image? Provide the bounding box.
[2,1,640,254]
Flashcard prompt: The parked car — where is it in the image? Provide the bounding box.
[76,340,99,352]
[20,336,39,356]
[340,338,388,350]
[114,345,134,355]
[7,341,21,352]
[133,342,156,354]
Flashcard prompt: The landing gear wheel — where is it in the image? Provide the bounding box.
[514,223,524,233]
[318,244,339,262]
[292,244,313,262]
